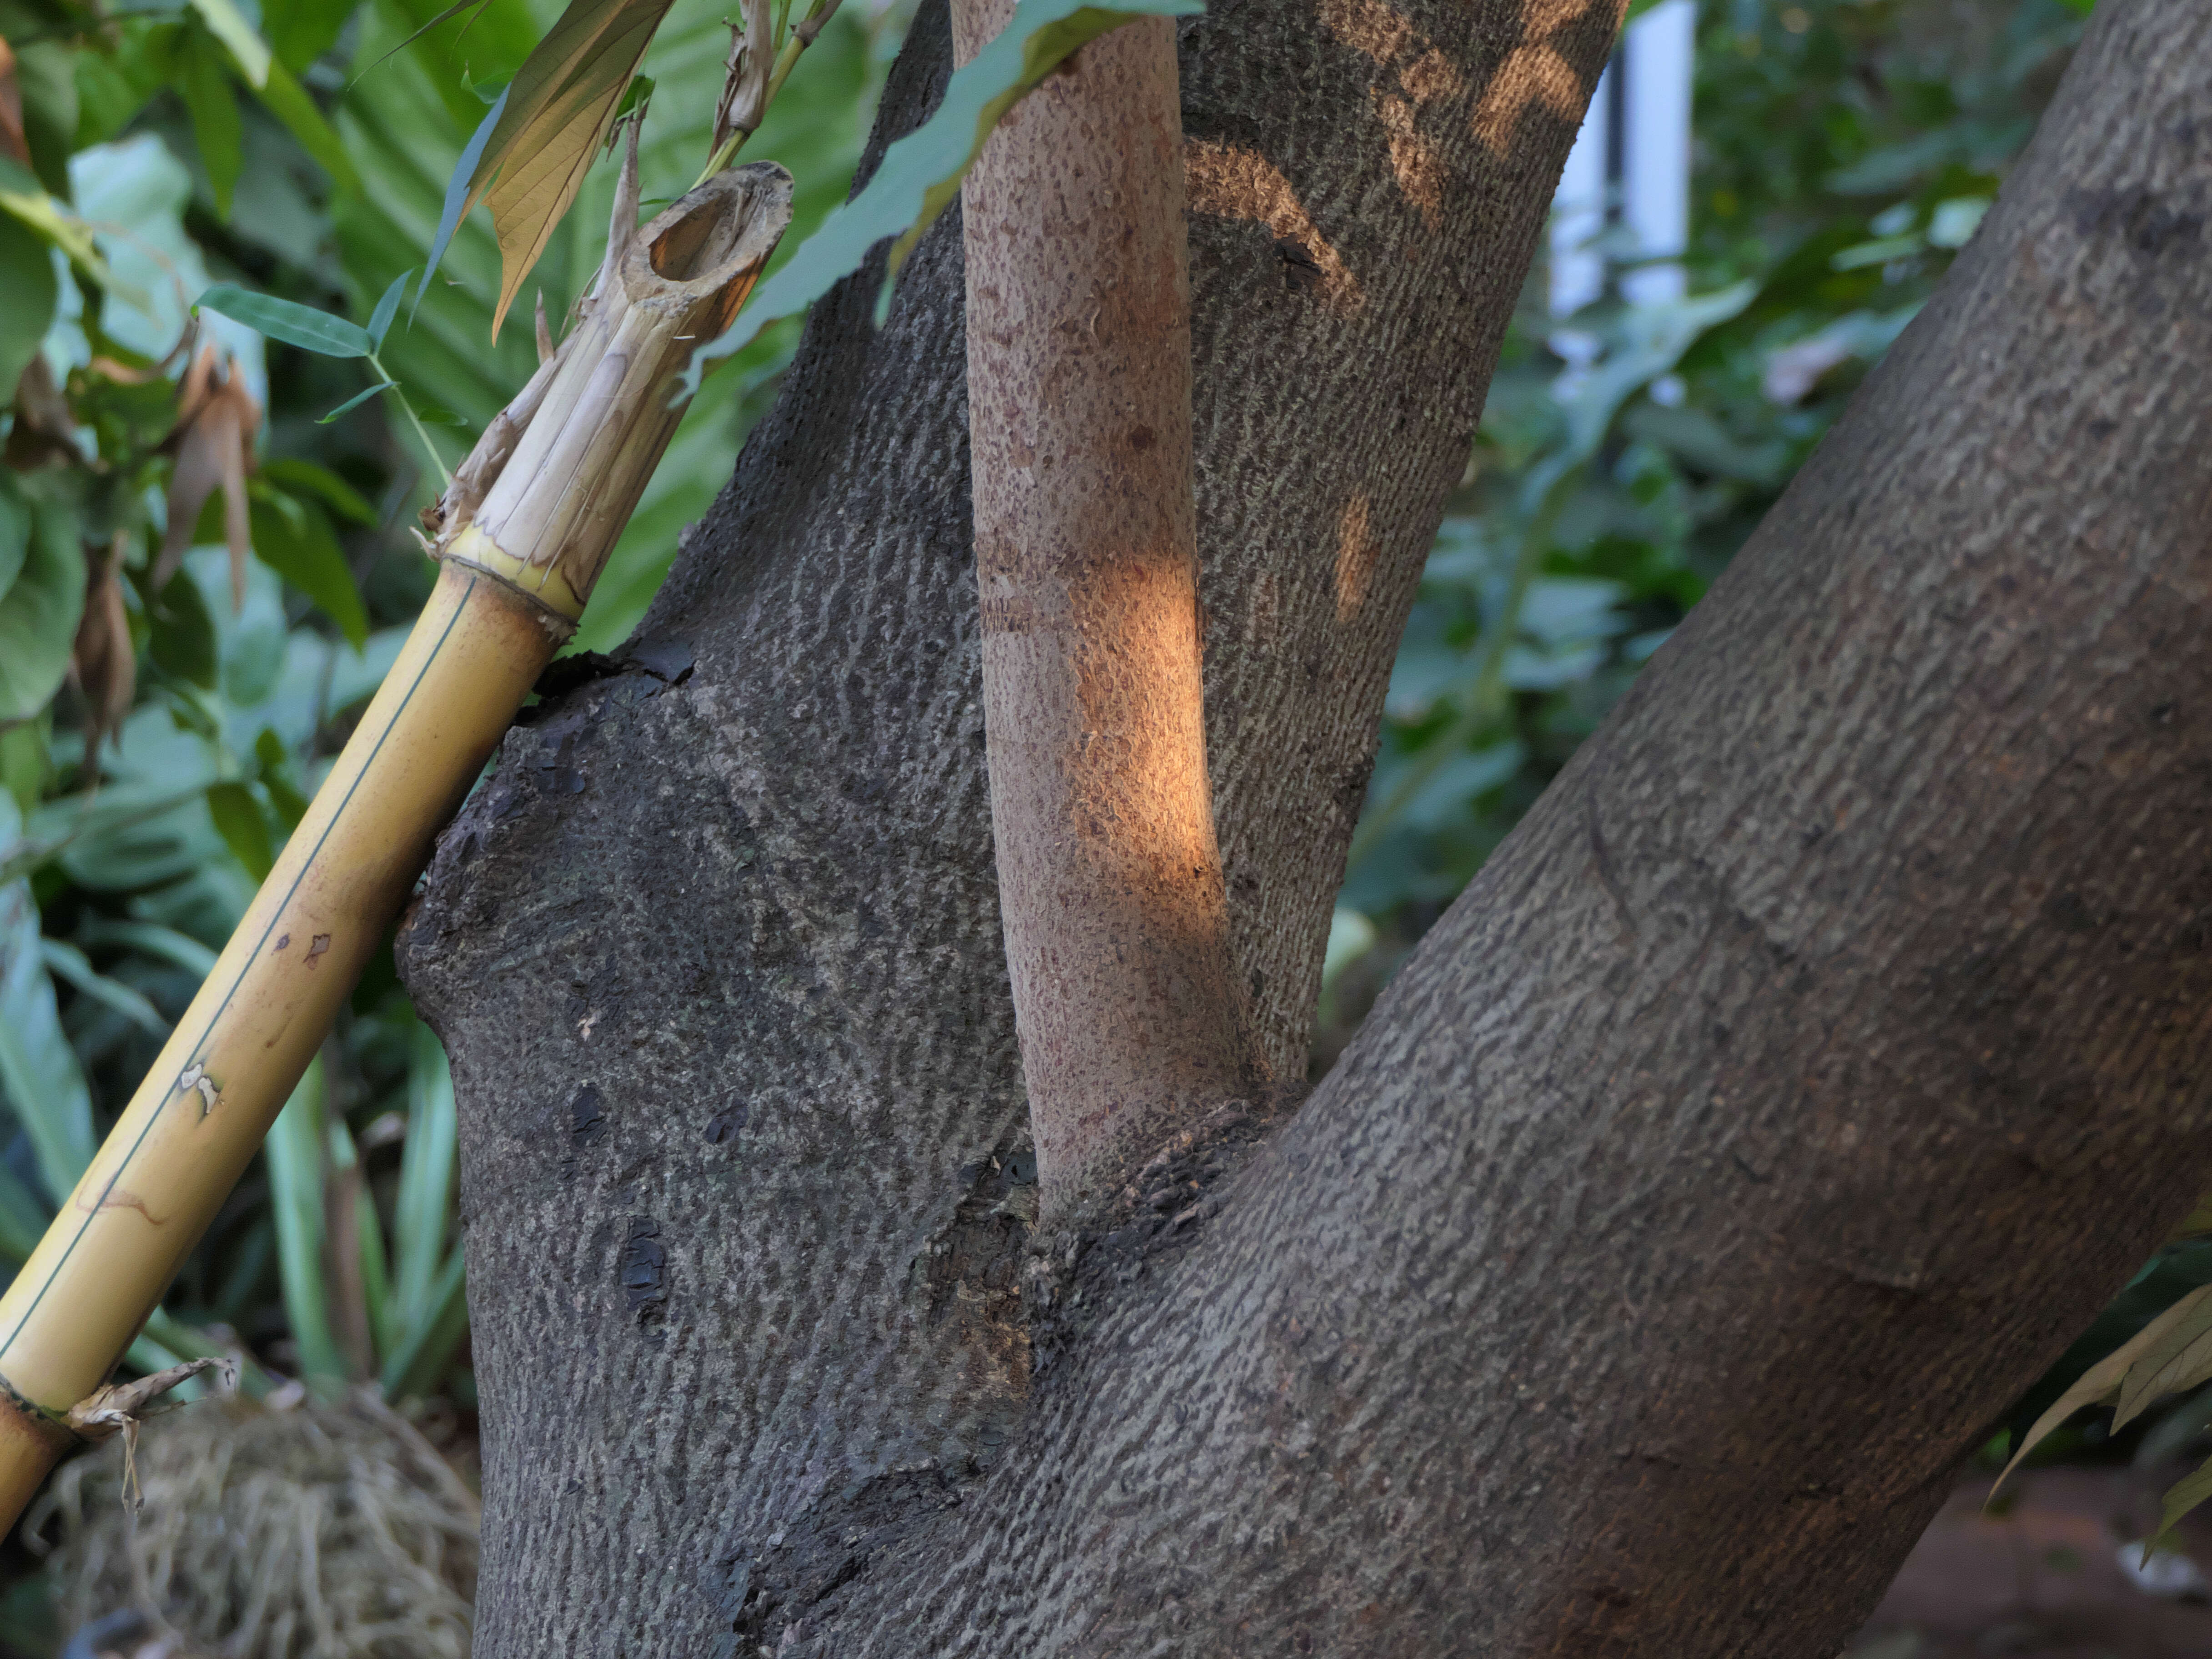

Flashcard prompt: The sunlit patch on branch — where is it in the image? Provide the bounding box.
[1184,138,1362,312]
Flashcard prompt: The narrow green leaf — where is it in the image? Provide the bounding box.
[2149,1453,2212,1558]
[189,0,273,87]
[206,781,275,881]
[354,0,498,84]
[259,458,377,525]
[683,0,1203,391]
[316,380,398,425]
[177,28,245,218]
[38,939,168,1037]
[249,494,369,648]
[252,60,362,196]
[0,874,96,1207]
[392,1024,456,1333]
[1992,1283,2212,1496]
[0,1154,50,1262]
[0,483,85,724]
[416,87,509,319]
[75,918,218,981]
[367,271,410,347]
[2116,1292,2212,1430]
[145,563,220,690]
[197,283,375,358]
[266,1058,350,1388]
[381,1246,467,1401]
[254,728,311,829]
[0,213,57,404]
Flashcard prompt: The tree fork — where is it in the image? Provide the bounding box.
[957,3,1257,1214]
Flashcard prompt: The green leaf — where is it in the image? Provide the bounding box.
[190,0,274,87]
[265,0,366,73]
[684,0,1203,389]
[205,780,274,880]
[466,0,678,339]
[0,1152,50,1262]
[391,1023,456,1334]
[0,482,85,724]
[249,493,369,647]
[416,87,509,320]
[39,938,168,1037]
[266,1058,351,1388]
[0,868,96,1208]
[0,211,58,404]
[2150,1453,2212,1558]
[1992,1283,2212,1496]
[251,59,362,196]
[254,727,310,829]
[408,399,469,427]
[259,458,377,525]
[10,41,78,200]
[177,27,246,218]
[197,282,375,358]
[316,379,399,425]
[367,270,410,347]
[2116,1290,2212,1430]
[75,918,218,982]
[144,564,221,690]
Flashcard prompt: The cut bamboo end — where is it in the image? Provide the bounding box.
[443,163,794,618]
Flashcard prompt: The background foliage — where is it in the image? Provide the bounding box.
[5,0,2205,1642]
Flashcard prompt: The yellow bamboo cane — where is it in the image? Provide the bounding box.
[0,159,793,1531]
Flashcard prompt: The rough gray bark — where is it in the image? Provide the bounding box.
[401,0,2212,1653]
[399,0,1602,1649]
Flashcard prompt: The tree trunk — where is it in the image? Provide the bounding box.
[402,0,2212,1652]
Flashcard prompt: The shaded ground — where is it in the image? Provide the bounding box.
[1851,1468,2212,1659]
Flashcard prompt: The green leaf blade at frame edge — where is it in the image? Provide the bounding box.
[679,0,1203,395]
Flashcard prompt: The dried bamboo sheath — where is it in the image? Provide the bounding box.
[0,163,792,1529]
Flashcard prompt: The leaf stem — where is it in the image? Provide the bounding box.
[368,349,453,491]
[694,0,830,186]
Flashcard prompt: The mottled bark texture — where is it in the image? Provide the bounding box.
[959,6,1256,1214]
[403,0,2212,1654]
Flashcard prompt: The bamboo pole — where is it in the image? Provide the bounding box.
[0,159,792,1531]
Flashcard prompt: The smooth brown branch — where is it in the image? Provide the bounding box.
[957,0,1260,1220]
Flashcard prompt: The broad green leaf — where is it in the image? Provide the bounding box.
[254,727,310,828]
[252,60,363,196]
[177,26,246,218]
[190,0,273,87]
[260,458,377,525]
[250,493,369,647]
[0,464,30,601]
[0,483,85,724]
[39,939,168,1037]
[367,270,409,346]
[1993,1283,2212,1495]
[2116,1290,2212,1430]
[198,282,375,358]
[205,781,275,880]
[415,88,509,319]
[10,41,77,200]
[145,564,221,690]
[0,211,58,402]
[683,0,1204,390]
[265,0,367,73]
[466,0,677,339]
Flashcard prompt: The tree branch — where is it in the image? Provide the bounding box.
[958,3,1257,1215]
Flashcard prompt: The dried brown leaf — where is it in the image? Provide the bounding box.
[465,0,676,340]
[154,346,260,606]
[70,534,135,763]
